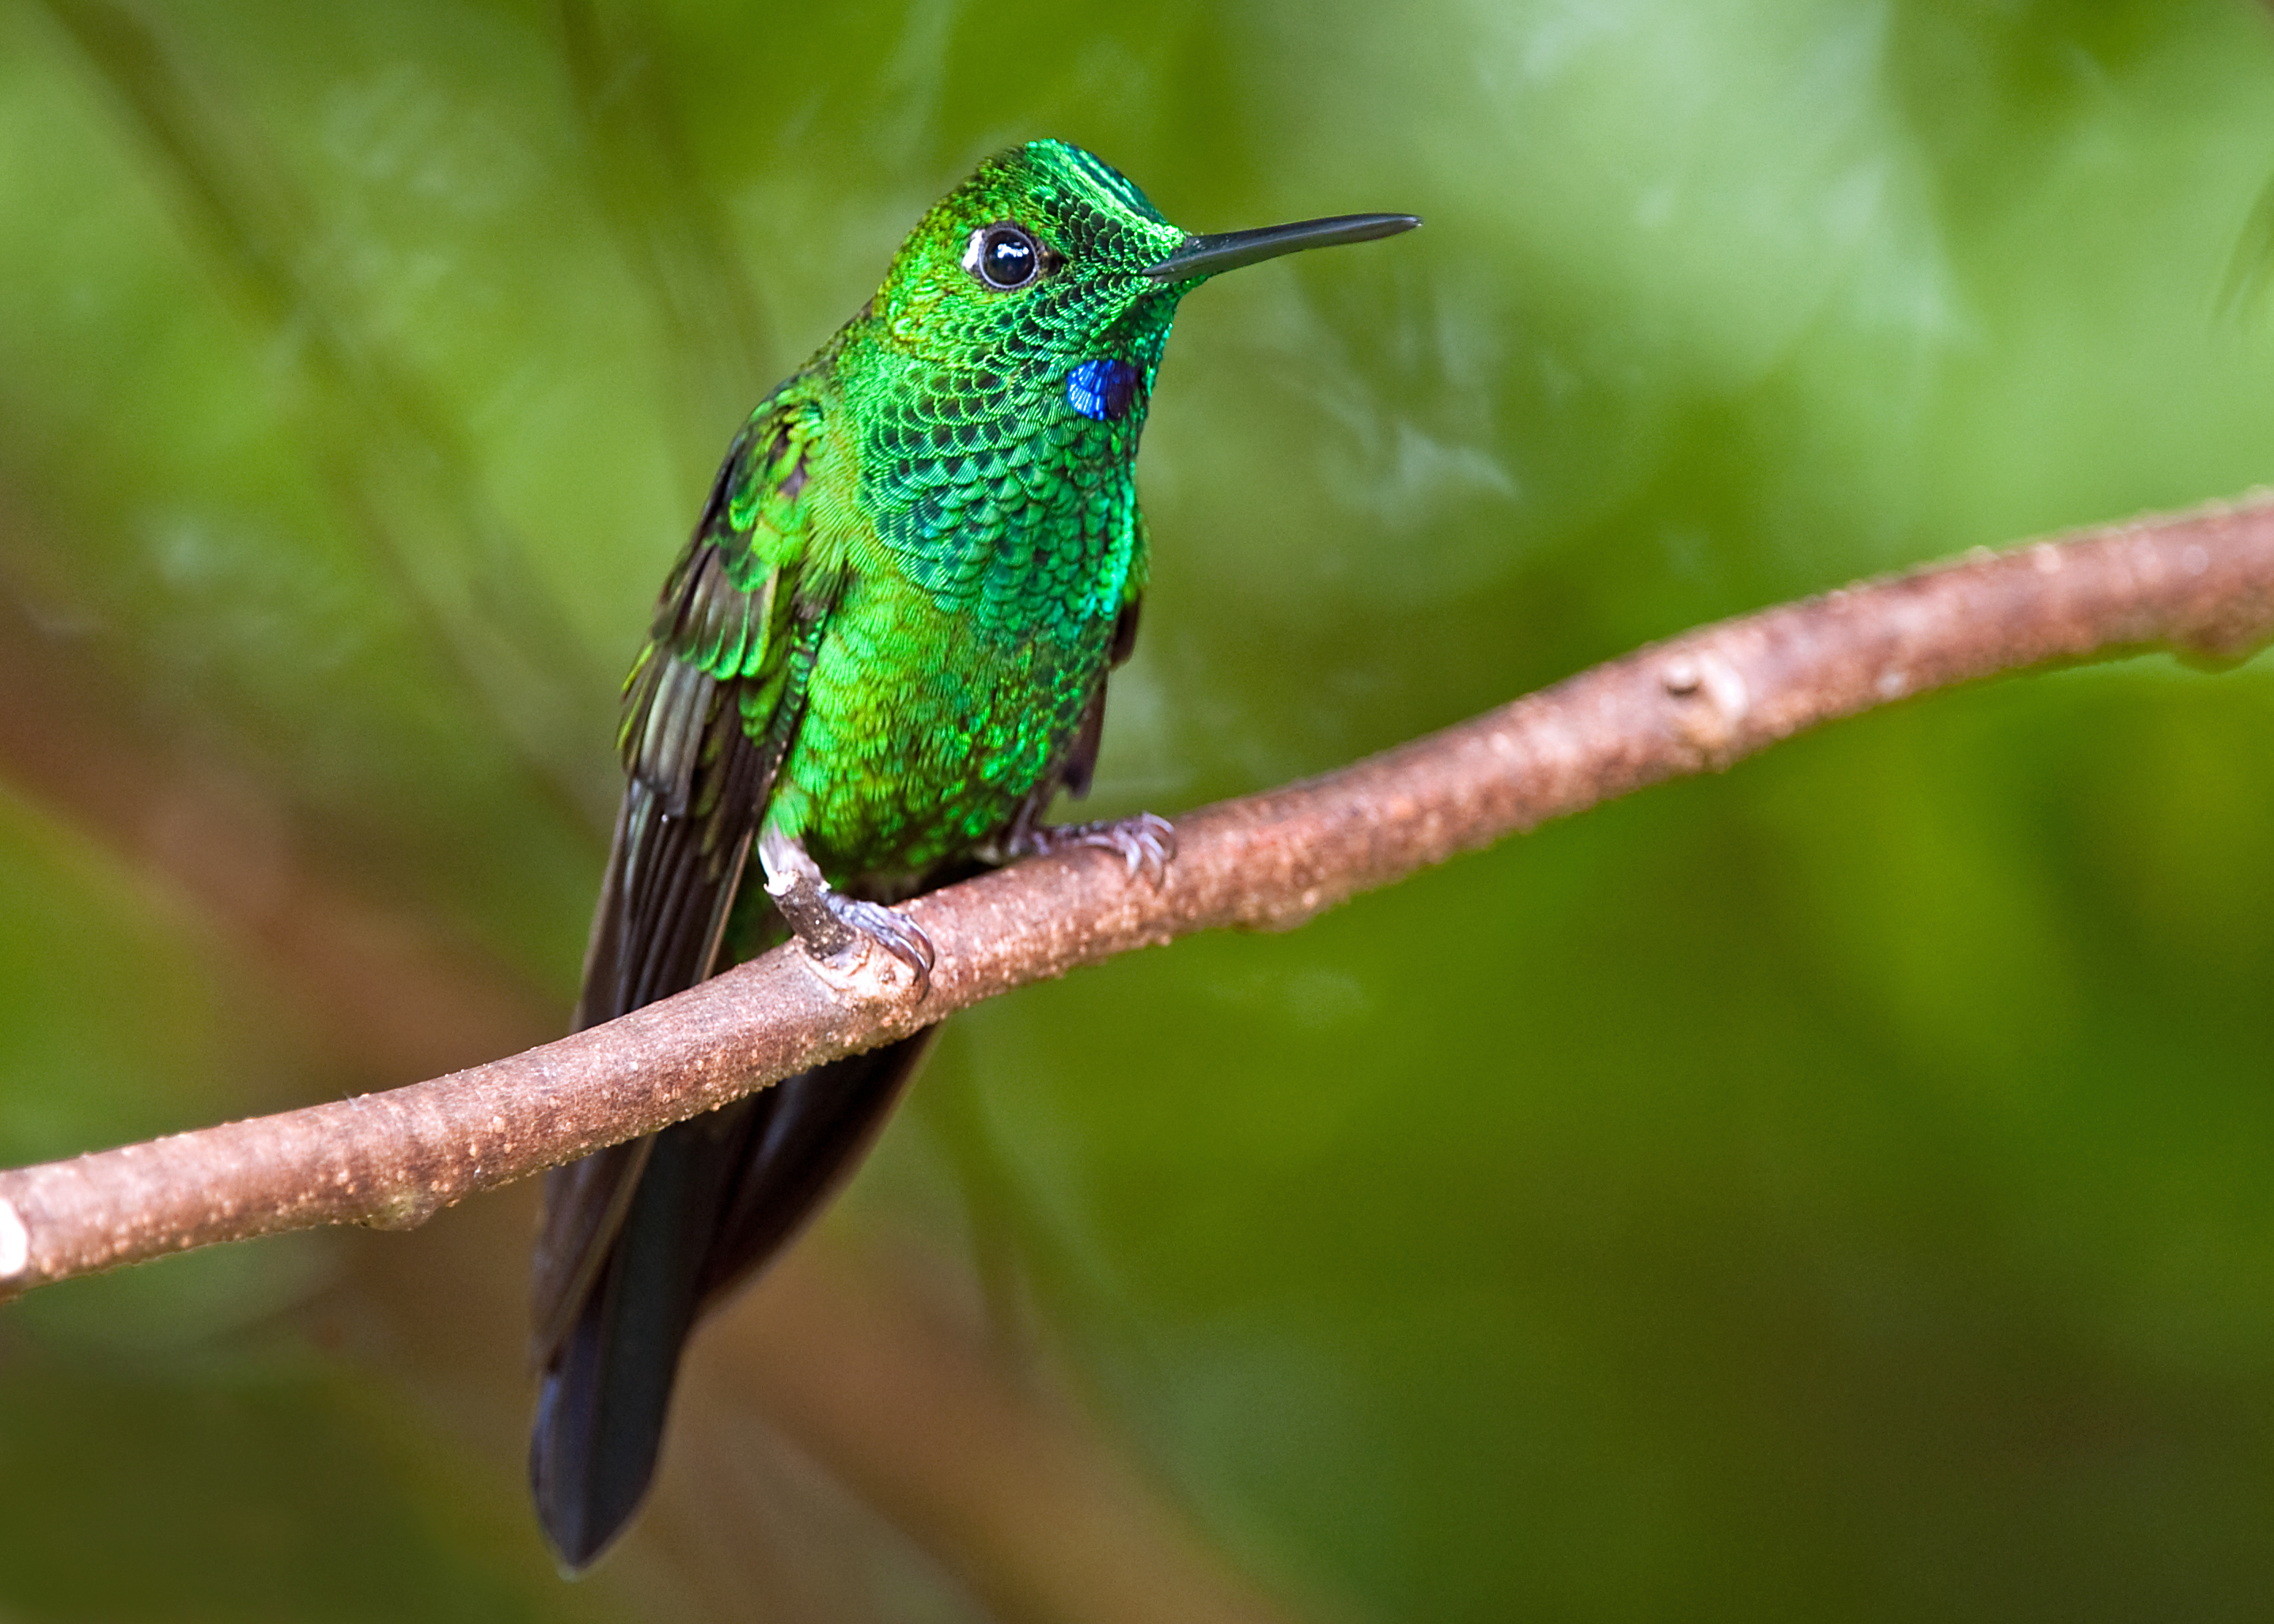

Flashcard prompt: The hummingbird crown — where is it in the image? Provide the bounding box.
[874,139,1187,365]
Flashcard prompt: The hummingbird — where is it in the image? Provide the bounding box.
[528,138,1417,1569]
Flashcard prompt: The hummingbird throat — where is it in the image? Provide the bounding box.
[1066,358,1143,422]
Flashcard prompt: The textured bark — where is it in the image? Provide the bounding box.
[3,494,2271,1295]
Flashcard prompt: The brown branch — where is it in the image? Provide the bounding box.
[4,494,2272,1294]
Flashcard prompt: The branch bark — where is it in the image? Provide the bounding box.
[4,494,2272,1296]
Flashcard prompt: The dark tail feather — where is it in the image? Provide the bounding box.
[530,1114,728,1570]
[529,1034,931,1572]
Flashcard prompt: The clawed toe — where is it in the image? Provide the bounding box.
[833,896,935,989]
[1014,812,1177,886]
[760,826,934,996]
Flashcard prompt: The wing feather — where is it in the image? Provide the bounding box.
[532,397,820,1358]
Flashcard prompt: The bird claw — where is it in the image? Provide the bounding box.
[760,826,934,996]
[824,895,935,993]
[1009,812,1177,886]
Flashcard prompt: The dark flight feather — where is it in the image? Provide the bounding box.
[527,396,939,1570]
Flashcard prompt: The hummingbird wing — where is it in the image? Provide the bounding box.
[529,394,942,1571]
[530,407,818,1353]
[1055,592,1143,800]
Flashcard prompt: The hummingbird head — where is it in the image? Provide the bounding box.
[872,139,1419,426]
[871,140,1185,422]
[855,140,1415,623]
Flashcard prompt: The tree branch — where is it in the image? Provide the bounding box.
[4,494,2272,1296]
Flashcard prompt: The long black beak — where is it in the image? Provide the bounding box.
[1141,213,1420,282]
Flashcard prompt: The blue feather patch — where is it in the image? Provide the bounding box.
[1066,358,1140,422]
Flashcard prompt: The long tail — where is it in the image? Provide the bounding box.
[529,1032,934,1571]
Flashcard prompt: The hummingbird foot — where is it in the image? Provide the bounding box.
[1006,812,1177,886]
[758,827,935,993]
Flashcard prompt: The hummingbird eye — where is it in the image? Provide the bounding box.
[965,223,1043,290]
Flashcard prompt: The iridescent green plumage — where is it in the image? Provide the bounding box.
[528,138,1416,1571]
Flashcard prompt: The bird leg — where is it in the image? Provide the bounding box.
[1001,811,1177,886]
[758,826,935,990]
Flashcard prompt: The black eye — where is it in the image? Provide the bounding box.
[965,223,1042,290]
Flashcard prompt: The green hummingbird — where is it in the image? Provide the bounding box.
[528,138,1416,1569]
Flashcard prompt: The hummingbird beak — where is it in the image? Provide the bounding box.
[1140,213,1420,282]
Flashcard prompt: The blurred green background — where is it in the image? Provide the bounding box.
[3,0,2274,1618]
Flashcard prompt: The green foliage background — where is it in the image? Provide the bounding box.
[3,1,2274,1618]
